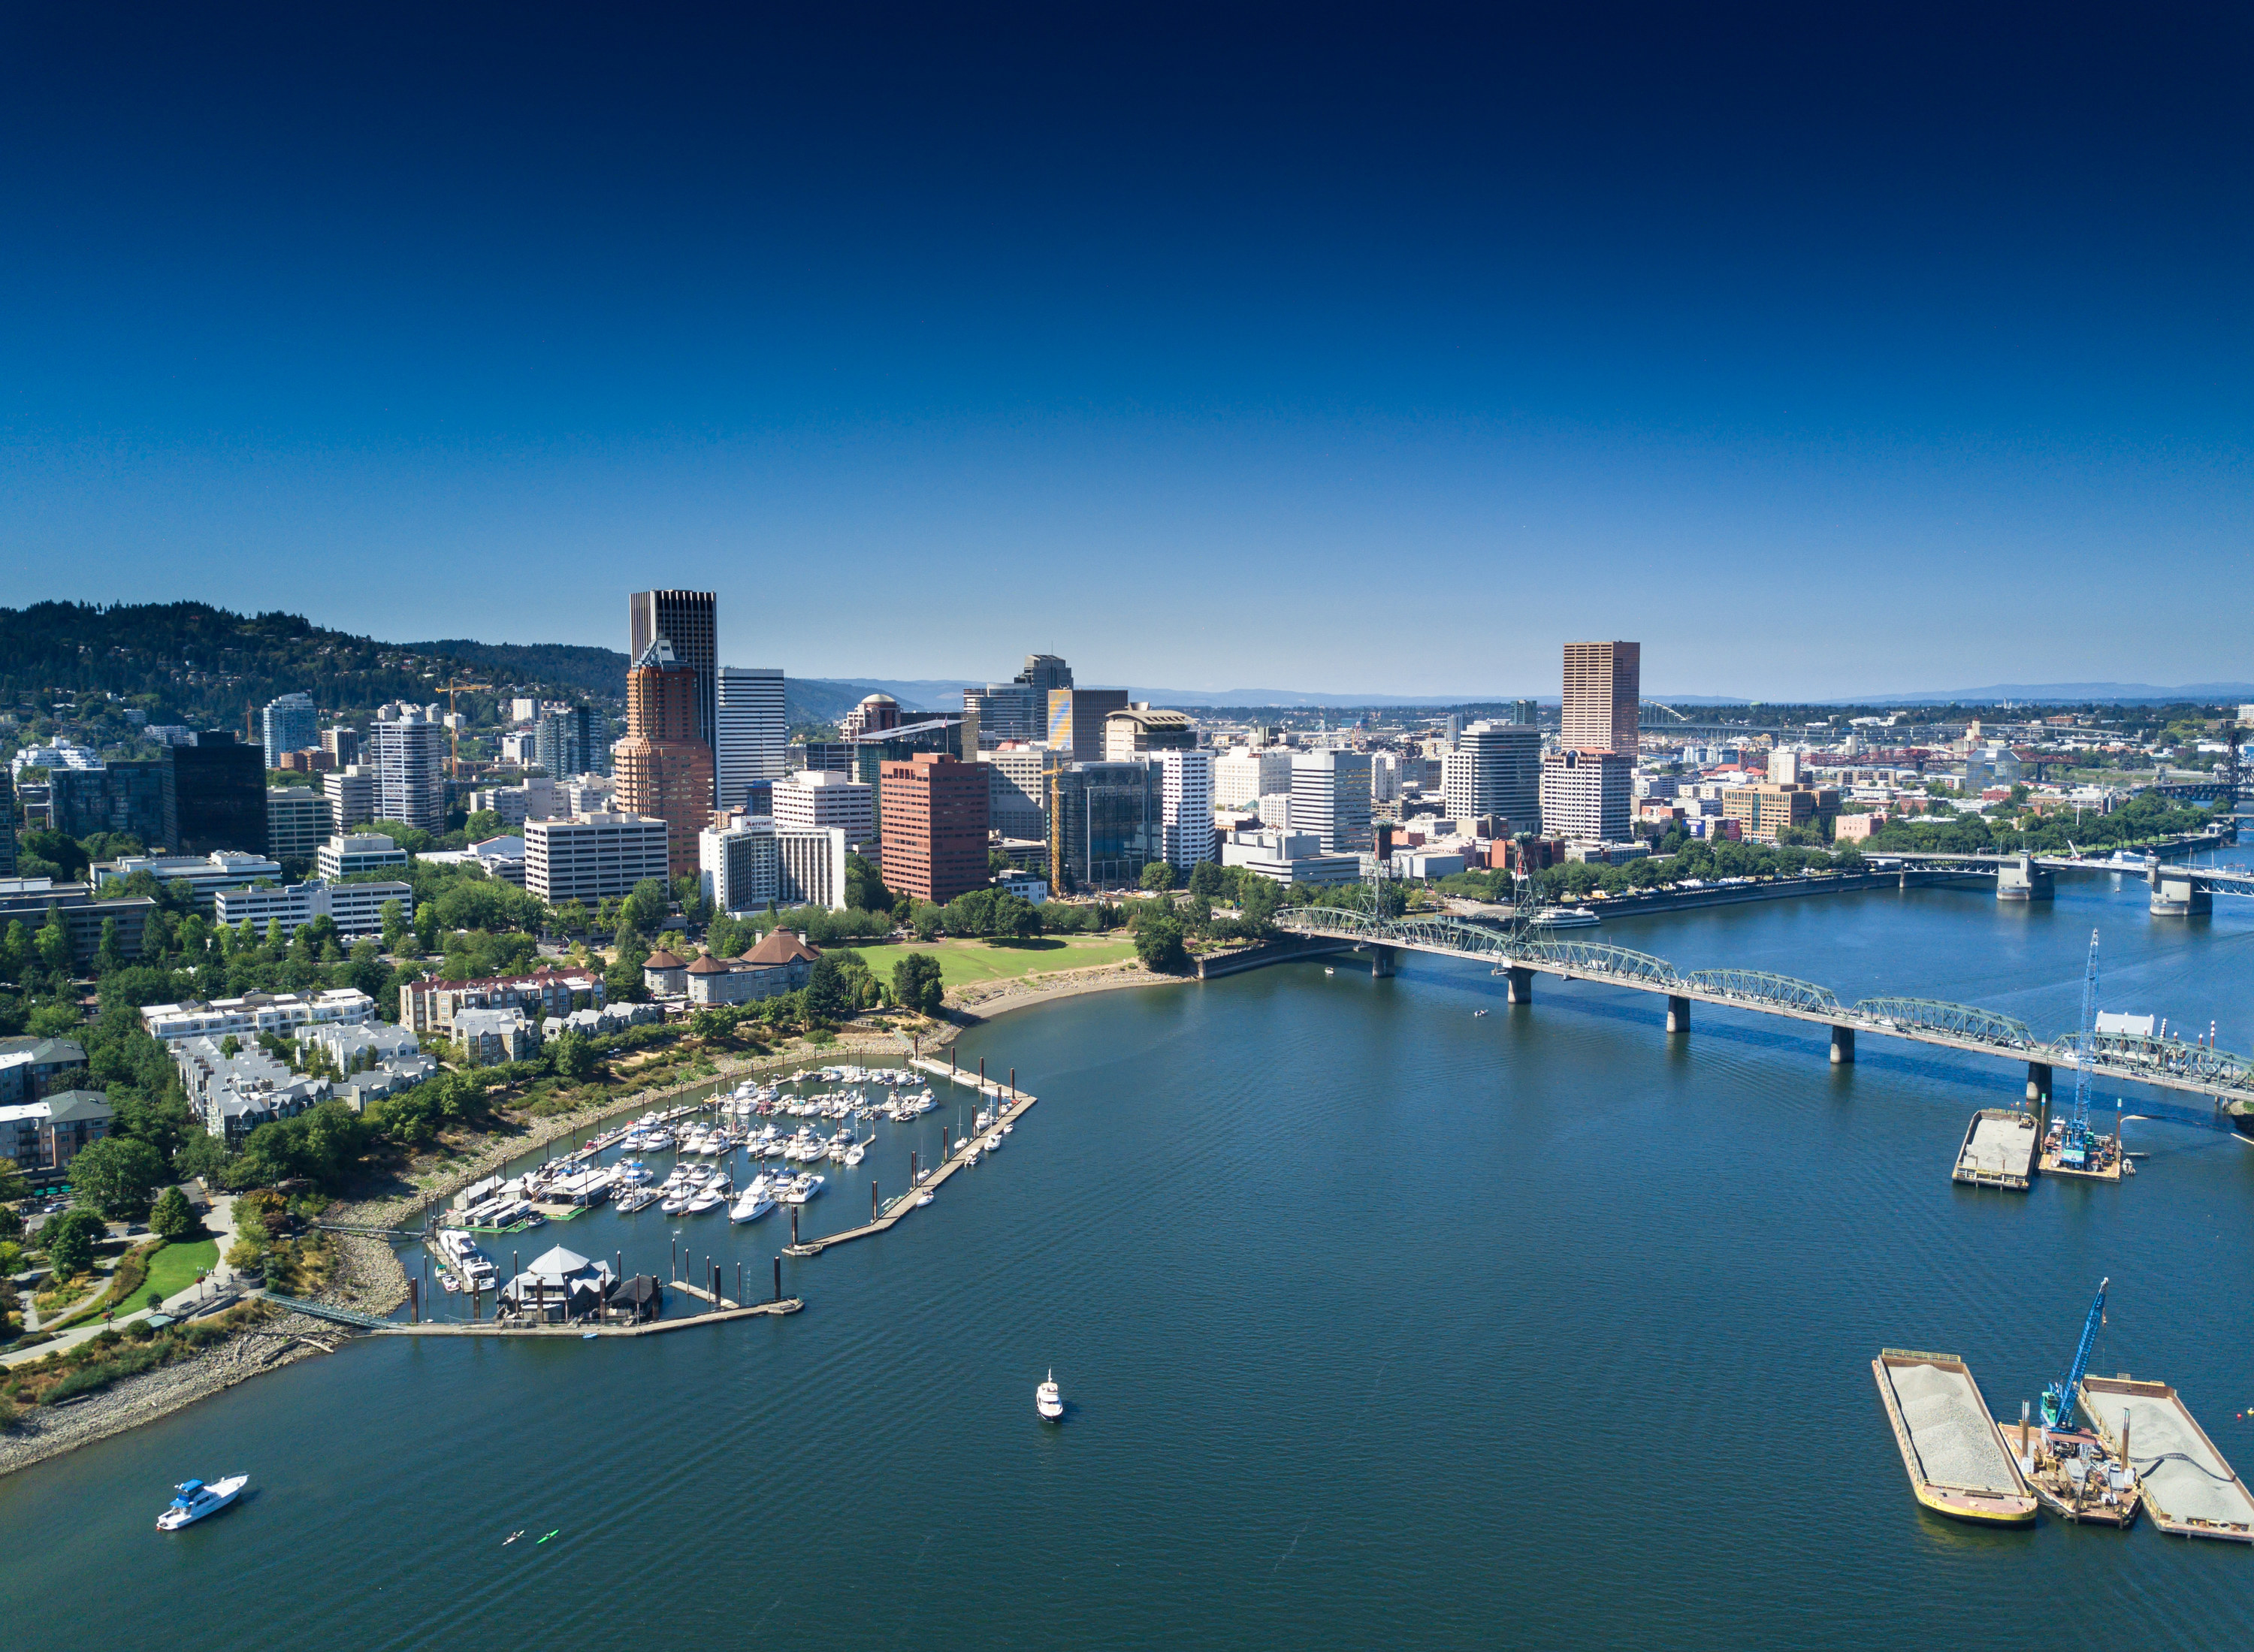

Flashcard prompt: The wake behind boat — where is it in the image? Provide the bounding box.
[156,1475,247,1530]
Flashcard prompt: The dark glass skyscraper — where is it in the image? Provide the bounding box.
[628,589,718,800]
[162,732,266,855]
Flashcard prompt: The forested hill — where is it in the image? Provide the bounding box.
[0,602,625,728]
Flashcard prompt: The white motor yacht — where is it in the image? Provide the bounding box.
[156,1475,248,1530]
[730,1182,775,1222]
[685,1187,725,1214]
[1036,1372,1063,1421]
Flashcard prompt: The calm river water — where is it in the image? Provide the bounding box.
[6,855,2252,1649]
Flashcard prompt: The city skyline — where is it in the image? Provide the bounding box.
[2,8,2246,699]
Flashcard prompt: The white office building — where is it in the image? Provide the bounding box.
[1158,749,1215,868]
[96,850,284,908]
[777,826,850,910]
[1220,828,1362,887]
[525,812,669,903]
[318,833,411,880]
[716,666,788,811]
[978,746,1058,841]
[325,764,376,830]
[469,777,568,826]
[1539,749,1633,844]
[1213,747,1295,810]
[1289,750,1373,854]
[1443,721,1543,832]
[215,877,415,938]
[368,707,448,832]
[260,692,318,769]
[771,770,876,850]
[701,818,781,914]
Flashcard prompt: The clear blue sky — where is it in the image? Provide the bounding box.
[2,5,2246,699]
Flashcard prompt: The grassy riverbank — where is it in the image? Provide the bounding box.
[845,935,1141,989]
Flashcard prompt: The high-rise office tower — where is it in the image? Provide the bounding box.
[1158,749,1215,868]
[1046,687,1131,760]
[615,639,715,879]
[878,752,990,905]
[1561,642,1640,755]
[1289,750,1374,855]
[628,589,718,798]
[162,732,267,854]
[1016,654,1072,696]
[1539,748,1633,844]
[715,666,787,812]
[1442,722,1542,831]
[533,705,607,779]
[260,692,318,769]
[1511,699,1539,727]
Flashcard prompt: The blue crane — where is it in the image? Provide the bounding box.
[2058,929,2101,1169]
[2041,1276,2108,1430]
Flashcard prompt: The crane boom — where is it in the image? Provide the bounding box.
[2041,1276,2108,1430]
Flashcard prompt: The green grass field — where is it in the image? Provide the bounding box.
[838,935,1139,989]
[137,1238,220,1309]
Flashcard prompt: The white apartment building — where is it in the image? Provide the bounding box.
[469,777,568,826]
[771,770,876,849]
[266,787,333,862]
[318,833,410,880]
[776,826,850,910]
[1538,749,1633,844]
[1443,721,1542,831]
[324,764,376,830]
[1213,747,1295,810]
[701,818,781,914]
[141,987,378,1043]
[977,746,1059,841]
[368,707,449,832]
[1159,748,1215,868]
[260,691,317,769]
[525,811,669,903]
[1289,750,1374,855]
[717,666,788,811]
[215,878,415,938]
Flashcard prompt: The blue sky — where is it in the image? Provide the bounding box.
[2,4,2247,699]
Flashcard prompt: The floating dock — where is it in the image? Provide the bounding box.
[2016,1419,2141,1527]
[1872,1348,2038,1526]
[1953,1109,2039,1190]
[2080,1376,2254,1542]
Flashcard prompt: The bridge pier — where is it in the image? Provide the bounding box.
[1829,1026,1855,1065]
[1370,944,1396,979]
[1506,966,1533,1005]
[1996,853,2054,902]
[2026,1062,2052,1104]
[1666,995,1690,1034]
[2150,869,2213,917]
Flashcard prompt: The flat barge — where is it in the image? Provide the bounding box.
[1953,1109,2038,1190]
[2013,1417,2141,1527]
[1872,1348,2037,1526]
[2080,1375,2254,1542]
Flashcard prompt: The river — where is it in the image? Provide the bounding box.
[5,855,2251,1649]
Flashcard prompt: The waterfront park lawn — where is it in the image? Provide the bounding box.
[136,1239,220,1309]
[837,935,1140,990]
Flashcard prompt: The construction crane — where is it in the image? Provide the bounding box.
[440,678,494,780]
[2057,929,2102,1170]
[2041,1276,2108,1430]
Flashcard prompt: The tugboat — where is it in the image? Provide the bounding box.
[156,1475,248,1530]
[1036,1370,1065,1421]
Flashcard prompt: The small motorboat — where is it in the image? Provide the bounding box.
[156,1475,248,1530]
[1324,966,1335,976]
[1473,1009,1488,1017]
[1036,1371,1064,1421]
[915,1191,933,1207]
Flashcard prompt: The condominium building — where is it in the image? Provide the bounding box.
[400,968,604,1037]
[1511,699,1539,727]
[1538,748,1633,843]
[1289,750,1374,854]
[141,987,378,1043]
[771,769,876,848]
[614,639,716,878]
[1158,748,1215,868]
[1561,641,1640,755]
[367,707,448,832]
[533,705,609,780]
[317,833,410,880]
[266,787,334,862]
[1213,747,1294,810]
[524,811,669,903]
[321,726,362,766]
[879,753,990,905]
[977,745,1060,841]
[260,691,318,769]
[325,763,376,831]
[716,666,787,811]
[1442,721,1542,832]
[628,588,718,796]
[215,877,415,938]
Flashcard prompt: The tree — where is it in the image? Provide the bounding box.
[620,877,671,938]
[803,953,851,1022]
[1133,913,1189,972]
[910,901,943,941]
[150,1185,201,1240]
[95,916,124,975]
[71,1136,167,1219]
[1237,875,1282,930]
[892,953,946,1016]
[547,1028,597,1080]
[1187,860,1225,901]
[41,1207,107,1280]
[1141,861,1179,892]
[34,904,73,974]
[844,853,893,914]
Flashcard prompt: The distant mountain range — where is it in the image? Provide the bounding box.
[1839,681,2254,705]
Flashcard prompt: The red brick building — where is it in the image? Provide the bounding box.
[615,639,714,878]
[879,752,990,905]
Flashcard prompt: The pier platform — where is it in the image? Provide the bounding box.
[379,1297,802,1337]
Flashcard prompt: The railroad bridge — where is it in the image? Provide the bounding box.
[1269,903,2254,1116]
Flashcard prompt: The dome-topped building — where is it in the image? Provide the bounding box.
[841,693,902,740]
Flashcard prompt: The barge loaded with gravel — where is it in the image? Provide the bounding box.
[1872,1348,2038,1526]
[1952,1109,2040,1190]
[2079,1375,2254,1542]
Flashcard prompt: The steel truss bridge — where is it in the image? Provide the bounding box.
[1271,905,2254,1108]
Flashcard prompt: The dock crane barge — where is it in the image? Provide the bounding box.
[2041,1276,2107,1430]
